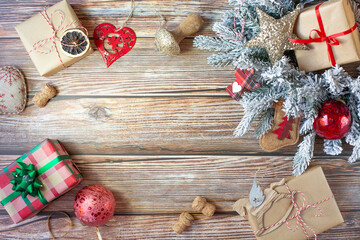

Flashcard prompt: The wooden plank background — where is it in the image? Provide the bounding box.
[0,0,359,239]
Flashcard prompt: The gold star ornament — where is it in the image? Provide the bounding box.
[245,7,308,65]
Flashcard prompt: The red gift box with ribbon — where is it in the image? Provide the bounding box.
[233,166,344,240]
[291,0,360,72]
[0,139,82,224]
[15,0,93,77]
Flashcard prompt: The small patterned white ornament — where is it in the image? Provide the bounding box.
[249,180,265,207]
[0,66,27,114]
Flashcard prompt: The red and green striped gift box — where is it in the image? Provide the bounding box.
[0,139,82,224]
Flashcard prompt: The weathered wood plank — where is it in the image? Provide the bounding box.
[1,213,254,240]
[0,97,354,155]
[1,39,360,97]
[0,0,229,38]
[0,97,249,155]
[1,0,359,239]
[0,38,233,96]
[0,211,359,240]
[0,155,358,213]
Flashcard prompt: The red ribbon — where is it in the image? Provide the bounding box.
[289,2,358,66]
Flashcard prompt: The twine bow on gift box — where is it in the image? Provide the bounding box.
[289,2,358,66]
[253,183,334,240]
[28,8,88,68]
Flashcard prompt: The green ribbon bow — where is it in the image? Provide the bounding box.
[1,144,81,207]
[1,159,49,206]
[9,162,42,199]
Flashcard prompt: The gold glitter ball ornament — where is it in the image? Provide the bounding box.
[245,7,308,65]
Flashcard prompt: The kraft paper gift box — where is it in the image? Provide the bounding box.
[293,0,360,72]
[15,0,93,77]
[0,139,83,224]
[233,166,343,240]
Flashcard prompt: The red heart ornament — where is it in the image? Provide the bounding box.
[94,23,136,68]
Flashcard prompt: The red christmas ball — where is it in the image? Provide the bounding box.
[74,185,116,226]
[313,99,352,140]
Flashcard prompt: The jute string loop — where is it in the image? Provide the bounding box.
[117,0,136,30]
[47,212,72,240]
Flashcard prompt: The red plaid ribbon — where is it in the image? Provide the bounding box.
[226,68,259,101]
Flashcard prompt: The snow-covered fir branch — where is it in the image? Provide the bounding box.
[293,131,316,176]
[194,0,360,175]
[323,139,343,155]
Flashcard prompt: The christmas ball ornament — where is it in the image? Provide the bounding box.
[74,185,115,226]
[313,99,352,140]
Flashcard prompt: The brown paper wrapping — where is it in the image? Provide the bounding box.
[294,0,360,72]
[15,0,93,77]
[233,166,343,240]
[259,99,300,152]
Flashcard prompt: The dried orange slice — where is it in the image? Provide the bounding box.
[60,29,90,57]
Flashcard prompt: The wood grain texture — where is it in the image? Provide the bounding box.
[0,38,233,96]
[0,155,359,213]
[0,155,359,239]
[1,39,359,97]
[0,0,228,38]
[1,0,360,238]
[0,212,359,240]
[0,97,354,155]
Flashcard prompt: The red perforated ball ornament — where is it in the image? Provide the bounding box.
[313,99,352,140]
[74,185,116,226]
